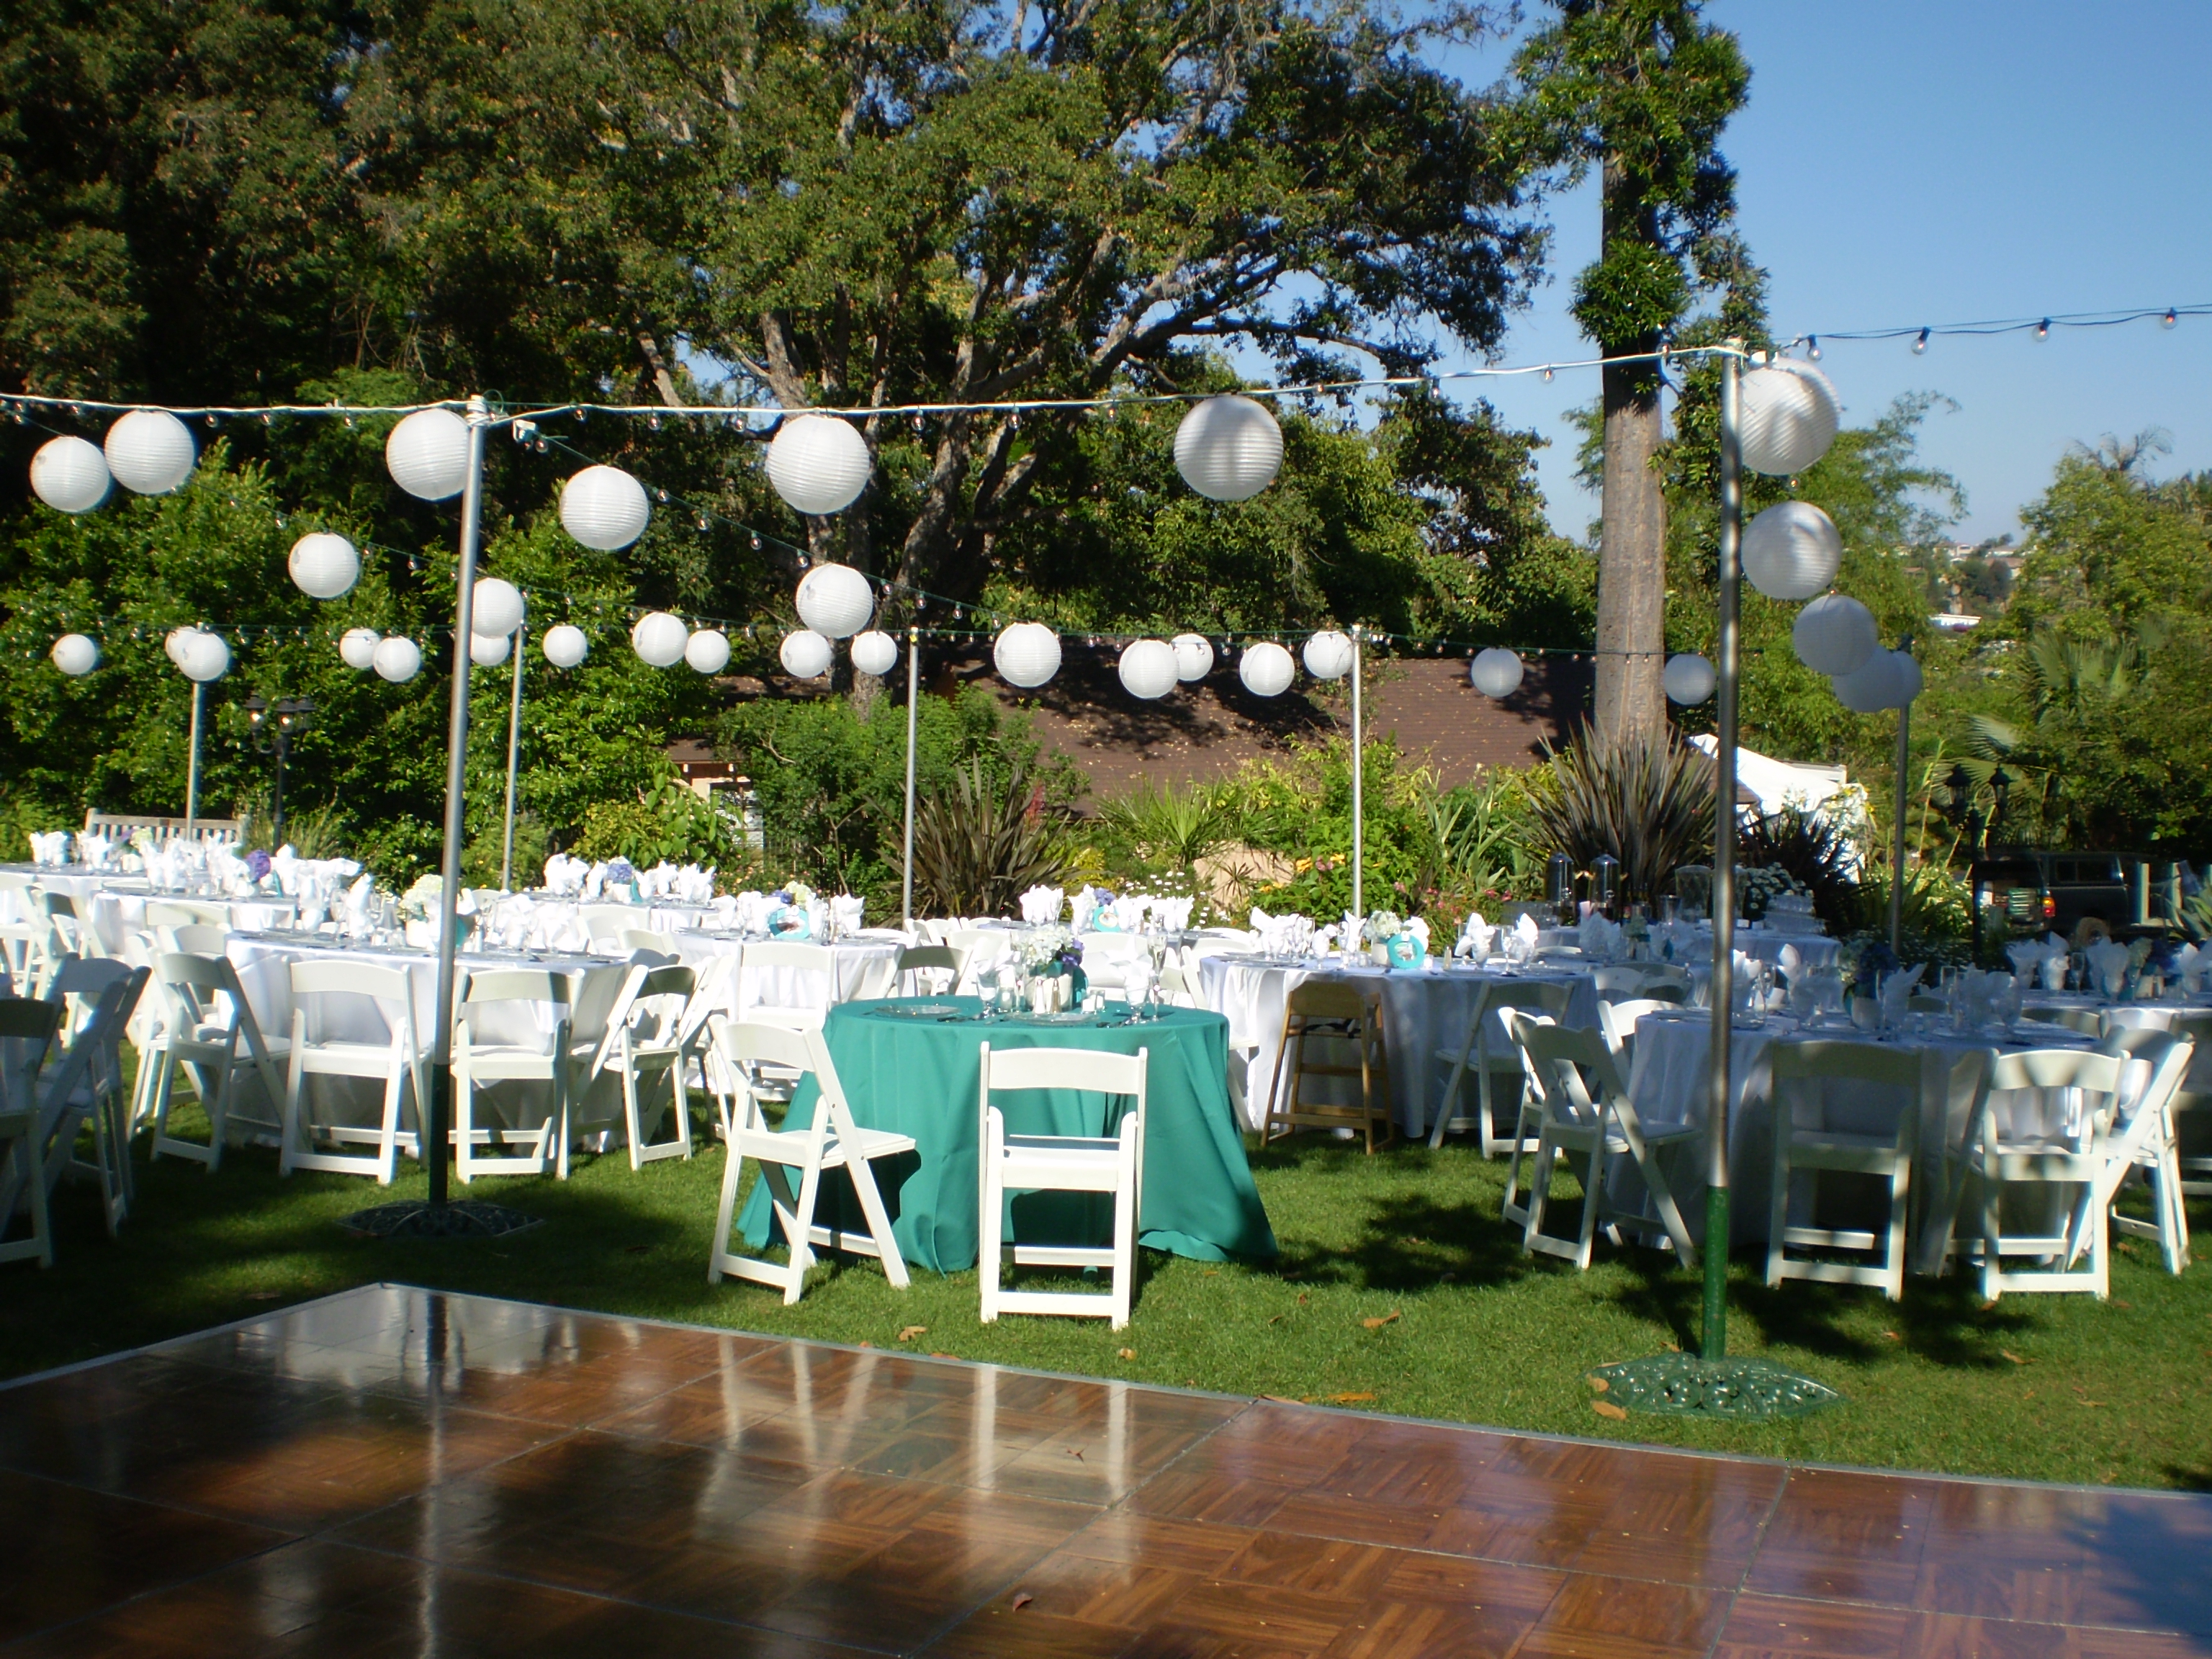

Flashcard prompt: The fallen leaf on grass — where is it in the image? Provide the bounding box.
[2111,1299,2133,1310]
[1586,1376,1609,1393]
[1203,1269,1220,1277]
[2001,1350,2031,1365]
[1261,1395,1304,1404]
[930,1352,957,1359]
[1361,1310,1402,1331]
[1325,1392,1377,1405]
[897,1326,927,1342]
[1118,1347,1136,1359]
[857,1341,873,1349]
[1010,1593,1034,1611]
[1297,1292,1309,1305]
[1592,1400,1629,1421]
[1881,1331,1901,1342]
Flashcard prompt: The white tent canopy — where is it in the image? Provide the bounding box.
[1689,734,1853,819]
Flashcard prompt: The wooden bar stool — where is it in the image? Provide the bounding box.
[1263,979,1394,1152]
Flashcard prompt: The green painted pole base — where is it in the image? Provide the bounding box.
[1702,1184,1730,1361]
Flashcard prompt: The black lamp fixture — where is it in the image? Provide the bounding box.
[243,695,315,845]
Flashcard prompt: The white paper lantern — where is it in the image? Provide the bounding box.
[1739,360,1841,477]
[1173,395,1284,502]
[630,611,688,668]
[104,409,197,495]
[469,631,511,667]
[1237,641,1296,698]
[1118,639,1179,701]
[1742,501,1843,601]
[340,627,381,670]
[30,436,110,513]
[794,562,874,638]
[372,636,422,683]
[1170,633,1215,681]
[1831,651,1903,714]
[993,622,1061,689]
[165,626,197,667]
[560,465,651,551]
[1791,593,1878,677]
[850,629,899,678]
[541,624,589,669]
[288,532,360,600]
[470,576,525,639]
[1892,649,1923,704]
[1469,647,1524,699]
[1302,629,1354,680]
[1663,652,1717,705]
[685,629,732,675]
[766,414,872,516]
[50,634,99,676]
[778,628,833,680]
[385,407,471,501]
[179,631,230,683]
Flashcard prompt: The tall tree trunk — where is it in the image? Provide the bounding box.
[1592,161,1667,744]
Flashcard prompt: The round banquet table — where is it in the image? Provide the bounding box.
[734,997,1275,1272]
[665,932,902,1018]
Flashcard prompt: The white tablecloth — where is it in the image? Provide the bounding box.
[1198,956,1601,1133]
[663,933,902,1020]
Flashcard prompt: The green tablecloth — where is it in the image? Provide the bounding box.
[735,998,1275,1272]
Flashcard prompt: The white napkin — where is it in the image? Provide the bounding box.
[1249,907,1274,932]
[832,894,866,933]
[2041,952,2068,992]
[78,833,111,870]
[736,891,773,932]
[1020,886,1065,925]
[1777,943,1803,981]
[1070,888,1101,932]
[1514,912,1541,948]
[2005,939,2044,981]
[1155,897,1194,931]
[1314,924,1340,955]
[1112,895,1147,932]
[2089,940,2132,999]
[711,894,739,929]
[1457,914,1496,959]
[1407,917,1431,951]
[1879,963,1926,1025]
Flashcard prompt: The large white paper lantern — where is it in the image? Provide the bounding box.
[289,532,360,600]
[1742,501,1843,601]
[385,407,470,501]
[1174,395,1284,502]
[778,628,833,680]
[993,622,1061,689]
[1302,629,1354,680]
[340,627,381,670]
[1118,639,1178,700]
[1171,633,1214,681]
[165,626,197,667]
[631,611,688,667]
[1739,360,1841,477]
[850,629,898,678]
[30,436,110,513]
[1663,652,1716,705]
[1469,647,1524,699]
[541,624,589,668]
[373,636,421,683]
[560,465,651,550]
[685,629,732,674]
[1892,649,1923,704]
[469,631,511,667]
[470,576,525,637]
[179,631,230,683]
[1238,641,1296,698]
[767,414,871,516]
[50,634,99,676]
[1832,651,1904,714]
[104,409,197,495]
[794,562,874,638]
[1791,593,1878,677]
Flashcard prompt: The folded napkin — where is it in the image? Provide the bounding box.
[1877,963,1926,1025]
[1020,886,1065,925]
[1314,923,1341,955]
[2088,940,2133,999]
[2177,942,2203,994]
[78,832,112,870]
[1407,917,1431,950]
[1514,912,1541,946]
[734,891,773,932]
[1067,887,1100,932]
[1457,914,1496,959]
[1575,912,1622,959]
[1112,895,1148,932]
[1154,896,1195,931]
[831,894,866,933]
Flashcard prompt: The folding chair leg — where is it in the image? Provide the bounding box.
[1765,1134,1791,1289]
[1429,1053,1469,1148]
[780,1163,823,1304]
[845,1154,910,1290]
[1110,1121,1139,1330]
[980,1111,1004,1323]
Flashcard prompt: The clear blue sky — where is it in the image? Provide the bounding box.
[1426,1,2212,544]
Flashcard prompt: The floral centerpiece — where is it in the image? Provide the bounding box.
[1017,925,1086,1006]
[400,873,443,921]
[603,856,639,902]
[1360,908,1424,968]
[1840,938,1897,1004]
[768,881,816,938]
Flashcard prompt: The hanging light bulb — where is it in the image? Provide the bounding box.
[1542,366,1555,382]
[2035,318,2051,341]
[1806,336,1822,361]
[1912,328,1930,355]
[2162,308,2179,330]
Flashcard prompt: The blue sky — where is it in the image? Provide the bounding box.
[1426,1,2212,544]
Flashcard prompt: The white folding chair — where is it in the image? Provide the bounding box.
[586,962,701,1169]
[1594,997,1675,1069]
[46,955,132,1044]
[156,923,231,958]
[707,1020,914,1303]
[453,968,586,1180]
[1430,979,1573,1152]
[0,998,64,1267]
[278,960,430,1184]
[2085,1026,2193,1274]
[739,940,837,1031]
[895,943,967,997]
[34,891,90,964]
[1501,1012,1699,1270]
[1156,963,1200,1008]
[2166,1009,2212,1198]
[145,952,289,1169]
[579,904,644,950]
[979,1043,1148,1329]
[40,965,145,1233]
[619,927,671,956]
[144,900,229,927]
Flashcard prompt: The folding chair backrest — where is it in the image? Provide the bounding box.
[578,905,639,943]
[464,967,574,1007]
[619,928,667,954]
[48,956,131,1001]
[2023,1005,2101,1036]
[288,958,420,1048]
[896,944,965,986]
[2094,1028,2193,1126]
[711,1020,845,1145]
[1596,997,1673,1057]
[744,940,835,974]
[160,923,230,957]
[156,951,246,1029]
[35,890,79,920]
[0,995,63,1108]
[1475,979,1573,1062]
[983,1043,1146,1101]
[625,945,678,968]
[1591,966,1646,997]
[623,965,698,1047]
[1989,1047,2125,1096]
[1285,979,1372,1025]
[145,900,226,927]
[1511,1014,1622,1126]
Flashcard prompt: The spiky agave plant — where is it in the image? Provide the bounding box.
[1525,726,1716,907]
[911,757,1074,917]
[1737,804,1858,932]
[1096,780,1241,882]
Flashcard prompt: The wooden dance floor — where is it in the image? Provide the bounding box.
[4,1286,2208,1656]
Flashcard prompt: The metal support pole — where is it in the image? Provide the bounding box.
[271,734,287,846]
[500,621,526,892]
[1888,655,1912,954]
[1350,626,1364,923]
[185,680,204,833]
[902,626,920,927]
[1703,344,1745,1363]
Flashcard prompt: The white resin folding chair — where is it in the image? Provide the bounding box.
[1766,1040,1984,1302]
[979,1043,1148,1329]
[1155,963,1200,1008]
[2022,1004,2102,1037]
[1501,1012,1700,1269]
[2082,1027,2193,1274]
[42,963,145,1232]
[144,900,228,928]
[46,955,132,1044]
[33,891,90,964]
[156,923,231,958]
[1430,979,1573,1152]
[145,952,289,1170]
[585,962,701,1169]
[707,1020,913,1303]
[2167,1009,2212,1198]
[278,960,430,1184]
[739,940,837,1031]
[452,968,585,1181]
[895,943,967,997]
[0,997,64,1267]
[578,905,643,950]
[1593,997,1675,1069]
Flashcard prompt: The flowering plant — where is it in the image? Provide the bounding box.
[245,849,273,884]
[605,856,637,887]
[1360,909,1404,946]
[400,873,443,921]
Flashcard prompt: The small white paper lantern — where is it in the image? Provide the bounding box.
[541,624,589,668]
[30,436,110,513]
[373,636,422,683]
[1173,395,1284,502]
[1892,649,1923,704]
[1118,639,1179,700]
[993,622,1061,689]
[778,628,833,680]
[179,631,230,683]
[850,629,899,678]
[1238,641,1296,698]
[288,532,360,600]
[1171,633,1214,681]
[165,626,197,667]
[766,414,872,516]
[1831,651,1903,714]
[560,465,651,551]
[1302,629,1354,680]
[385,408,471,501]
[104,409,197,495]
[340,627,381,670]
[1742,501,1843,601]
[50,634,99,676]
[1791,593,1878,677]
[1469,647,1524,699]
[794,562,874,638]
[1663,652,1717,705]
[470,577,525,638]
[1739,360,1841,477]
[469,631,511,667]
[630,611,688,667]
[685,629,732,674]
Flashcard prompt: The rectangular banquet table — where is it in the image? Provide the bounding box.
[736,997,1275,1272]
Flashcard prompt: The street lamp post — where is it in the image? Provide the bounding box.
[1943,763,2013,963]
[243,696,315,845]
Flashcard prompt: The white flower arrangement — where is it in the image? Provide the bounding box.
[400,873,443,921]
[1017,925,1074,970]
[1360,909,1404,946]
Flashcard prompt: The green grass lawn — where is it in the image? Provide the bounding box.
[6,1100,2210,1493]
